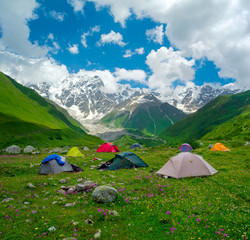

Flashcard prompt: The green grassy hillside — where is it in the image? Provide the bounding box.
[159,90,250,144]
[102,97,186,136]
[202,105,250,141]
[0,72,103,148]
[0,145,249,239]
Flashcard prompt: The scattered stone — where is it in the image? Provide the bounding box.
[44,183,48,186]
[48,226,56,232]
[1,198,14,203]
[108,174,116,178]
[62,150,68,154]
[244,141,250,146]
[50,148,63,153]
[60,186,68,190]
[27,183,36,189]
[71,220,79,226]
[94,229,101,239]
[59,179,67,184]
[109,210,119,216]
[63,238,77,240]
[32,151,40,155]
[23,145,36,153]
[76,181,97,192]
[65,202,75,207]
[85,219,94,225]
[52,201,57,205]
[83,147,89,151]
[76,178,84,183]
[24,202,30,205]
[58,189,65,195]
[92,186,117,203]
[6,145,22,154]
[65,177,70,181]
[68,186,76,192]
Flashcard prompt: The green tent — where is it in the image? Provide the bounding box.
[97,151,148,170]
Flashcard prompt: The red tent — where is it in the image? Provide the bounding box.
[96,142,120,153]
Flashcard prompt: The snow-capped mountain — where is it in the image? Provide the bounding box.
[157,84,241,113]
[26,74,143,124]
[26,73,241,127]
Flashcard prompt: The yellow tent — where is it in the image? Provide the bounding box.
[66,147,84,157]
[210,143,230,152]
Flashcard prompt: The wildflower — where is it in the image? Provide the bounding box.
[167,211,171,215]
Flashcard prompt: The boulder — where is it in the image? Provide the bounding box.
[24,145,35,153]
[50,148,63,153]
[6,145,22,154]
[92,186,117,203]
[76,181,96,192]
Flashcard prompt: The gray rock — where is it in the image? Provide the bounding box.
[6,145,22,154]
[1,198,14,203]
[76,181,96,192]
[109,210,119,216]
[27,183,36,189]
[58,189,65,195]
[85,219,94,225]
[50,148,63,153]
[94,229,101,239]
[63,238,77,240]
[65,202,75,207]
[83,147,89,151]
[92,186,117,203]
[24,145,35,153]
[48,226,56,232]
[76,178,84,183]
[32,151,40,155]
[59,179,67,184]
[68,186,76,192]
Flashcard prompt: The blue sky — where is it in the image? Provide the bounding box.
[0,0,249,96]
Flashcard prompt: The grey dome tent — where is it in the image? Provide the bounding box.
[39,159,74,174]
[129,143,143,150]
[156,152,218,179]
[97,151,148,170]
[38,154,82,174]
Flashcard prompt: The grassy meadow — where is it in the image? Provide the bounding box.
[0,143,249,239]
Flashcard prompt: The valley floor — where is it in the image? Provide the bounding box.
[0,145,249,239]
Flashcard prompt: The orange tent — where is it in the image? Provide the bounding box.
[210,143,230,151]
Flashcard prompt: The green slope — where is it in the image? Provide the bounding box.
[159,90,250,144]
[102,95,186,136]
[0,72,103,147]
[202,105,250,141]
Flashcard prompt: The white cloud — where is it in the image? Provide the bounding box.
[146,47,195,90]
[67,0,85,13]
[114,68,146,83]
[123,49,133,58]
[49,11,66,21]
[98,30,126,47]
[47,33,60,53]
[146,25,164,44]
[90,0,250,89]
[0,0,48,58]
[68,44,79,54]
[0,51,69,85]
[75,69,119,93]
[81,25,100,48]
[123,47,144,58]
[135,47,144,55]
